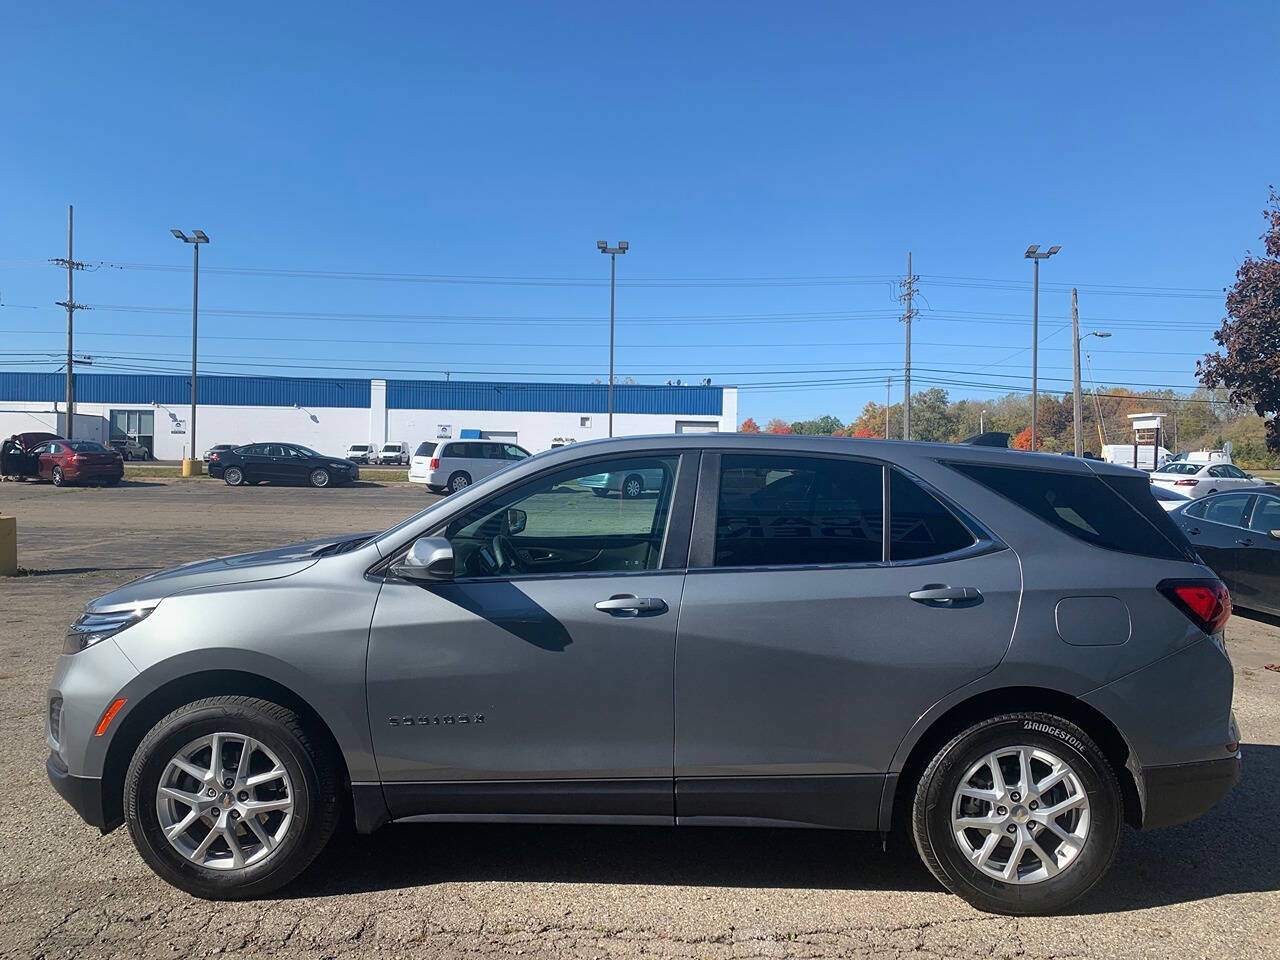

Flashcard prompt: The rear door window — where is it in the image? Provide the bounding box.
[414,442,436,457]
[1200,493,1254,528]
[889,470,975,561]
[947,462,1194,562]
[714,454,883,568]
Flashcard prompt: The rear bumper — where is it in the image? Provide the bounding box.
[47,753,114,832]
[1140,754,1241,829]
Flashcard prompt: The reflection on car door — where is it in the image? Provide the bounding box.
[279,446,311,483]
[674,454,1020,830]
[365,452,693,822]
[1182,493,1255,594]
[1234,494,1280,615]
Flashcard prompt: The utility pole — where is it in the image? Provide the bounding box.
[884,377,891,438]
[980,408,985,433]
[1071,288,1082,458]
[1024,244,1061,451]
[52,205,87,439]
[596,241,629,437]
[900,252,916,440]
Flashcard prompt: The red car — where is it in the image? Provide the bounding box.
[30,438,124,486]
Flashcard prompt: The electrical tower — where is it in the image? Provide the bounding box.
[898,253,918,440]
[50,205,88,439]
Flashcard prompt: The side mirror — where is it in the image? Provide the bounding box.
[504,508,527,536]
[391,536,454,582]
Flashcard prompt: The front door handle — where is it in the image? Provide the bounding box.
[1235,538,1255,547]
[595,595,667,616]
[909,586,982,606]
[1187,527,1201,536]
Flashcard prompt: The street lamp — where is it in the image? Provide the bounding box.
[172,229,209,471]
[1072,316,1111,456]
[1024,243,1060,450]
[597,240,629,437]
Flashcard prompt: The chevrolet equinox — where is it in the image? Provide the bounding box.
[46,435,1241,914]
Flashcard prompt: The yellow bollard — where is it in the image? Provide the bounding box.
[0,514,16,576]
[181,458,203,478]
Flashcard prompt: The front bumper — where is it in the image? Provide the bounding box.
[47,752,114,832]
[1140,754,1241,829]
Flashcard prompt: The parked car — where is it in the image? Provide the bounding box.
[2,431,63,479]
[1149,461,1259,498]
[577,466,666,499]
[1150,485,1191,511]
[406,440,437,483]
[344,443,374,464]
[376,441,409,465]
[30,439,123,486]
[408,438,530,492]
[207,443,360,487]
[47,435,1239,913]
[1169,488,1280,616]
[204,444,236,463]
[109,438,150,461]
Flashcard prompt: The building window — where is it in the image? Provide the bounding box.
[580,416,592,428]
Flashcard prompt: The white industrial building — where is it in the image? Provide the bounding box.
[0,373,738,459]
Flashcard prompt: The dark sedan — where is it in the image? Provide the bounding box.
[208,442,360,488]
[1171,487,1280,616]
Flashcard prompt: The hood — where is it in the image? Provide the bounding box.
[88,531,379,611]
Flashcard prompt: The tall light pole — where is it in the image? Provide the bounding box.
[597,240,628,437]
[172,229,209,469]
[1072,303,1110,457]
[1024,243,1060,450]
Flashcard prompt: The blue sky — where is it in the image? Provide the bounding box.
[1,2,1277,424]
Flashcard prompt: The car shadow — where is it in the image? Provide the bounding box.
[279,744,1277,910]
[1232,608,1280,630]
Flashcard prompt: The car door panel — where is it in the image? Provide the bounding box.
[1183,494,1254,594]
[1235,495,1280,615]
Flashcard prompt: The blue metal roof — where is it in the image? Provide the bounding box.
[386,380,723,415]
[0,372,370,408]
[0,372,723,415]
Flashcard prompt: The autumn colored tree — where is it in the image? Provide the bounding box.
[1012,426,1036,451]
[1199,188,1280,452]
[764,418,793,434]
[739,417,761,433]
[850,427,878,438]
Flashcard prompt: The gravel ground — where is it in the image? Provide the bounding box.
[1,478,1278,959]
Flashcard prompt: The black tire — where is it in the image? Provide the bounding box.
[52,466,66,487]
[911,712,1122,915]
[309,468,331,488]
[223,466,245,487]
[124,696,342,900]
[622,473,644,499]
[104,477,121,487]
[448,471,471,493]
[591,487,610,498]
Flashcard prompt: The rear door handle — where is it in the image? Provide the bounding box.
[1235,538,1255,546]
[909,586,982,606]
[595,595,668,616]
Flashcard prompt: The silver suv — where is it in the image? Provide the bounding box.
[46,435,1240,913]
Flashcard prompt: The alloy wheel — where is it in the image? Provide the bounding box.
[950,744,1090,884]
[310,469,330,488]
[155,733,294,871]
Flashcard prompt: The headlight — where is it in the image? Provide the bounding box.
[328,462,348,470]
[64,606,154,654]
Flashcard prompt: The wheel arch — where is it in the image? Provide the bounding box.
[100,669,353,833]
[883,686,1142,834]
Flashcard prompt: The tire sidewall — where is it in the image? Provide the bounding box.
[310,468,330,488]
[916,714,1121,915]
[623,474,643,499]
[449,472,470,492]
[125,702,320,899]
[52,467,64,486]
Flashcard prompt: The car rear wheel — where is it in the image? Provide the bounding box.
[622,474,644,499]
[911,712,1121,915]
[51,466,66,487]
[124,696,341,900]
[309,469,331,488]
[223,467,245,486]
[448,472,471,493]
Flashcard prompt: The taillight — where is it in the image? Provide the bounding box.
[209,452,220,461]
[429,457,440,469]
[1174,479,1199,486]
[1159,578,1231,635]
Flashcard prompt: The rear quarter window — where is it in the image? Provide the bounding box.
[947,461,1195,562]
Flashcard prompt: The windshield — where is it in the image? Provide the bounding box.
[350,444,370,451]
[1162,463,1201,475]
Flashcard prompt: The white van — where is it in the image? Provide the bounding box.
[408,439,530,492]
[344,443,374,464]
[376,441,409,465]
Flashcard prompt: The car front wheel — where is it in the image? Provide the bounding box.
[911,712,1121,915]
[448,472,471,493]
[309,468,331,488]
[123,696,341,900]
[622,474,644,499]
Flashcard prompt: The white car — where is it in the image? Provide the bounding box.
[408,439,531,492]
[577,467,668,499]
[1149,461,1259,498]
[345,443,373,464]
[1150,485,1191,511]
[376,441,410,465]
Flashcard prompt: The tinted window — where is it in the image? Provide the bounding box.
[67,441,107,452]
[1200,493,1253,528]
[889,469,975,561]
[414,441,436,457]
[1164,463,1201,475]
[715,454,883,568]
[444,455,678,577]
[949,462,1194,562]
[1249,495,1280,533]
